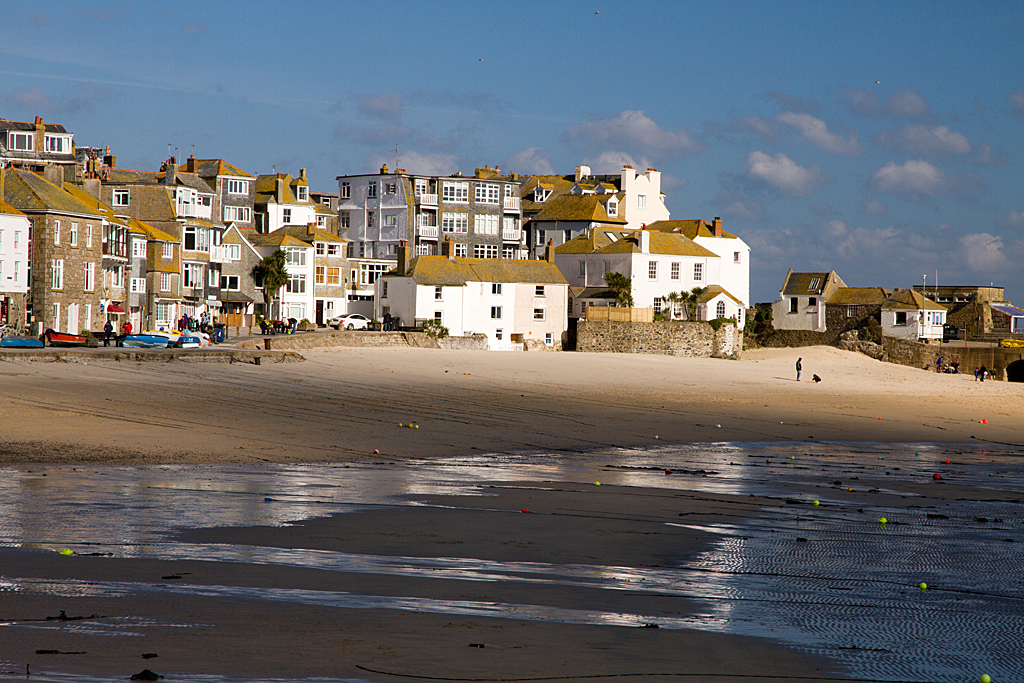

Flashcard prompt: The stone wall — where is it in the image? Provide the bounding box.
[577,320,742,358]
[881,337,1024,381]
[438,334,489,350]
[235,331,489,351]
[749,328,832,348]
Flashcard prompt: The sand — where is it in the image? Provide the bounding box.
[0,345,1020,464]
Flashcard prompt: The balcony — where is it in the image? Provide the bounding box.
[418,225,439,239]
[502,227,521,242]
[503,196,520,211]
[209,244,231,263]
[416,193,438,207]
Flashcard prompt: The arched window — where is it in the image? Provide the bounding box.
[716,301,726,318]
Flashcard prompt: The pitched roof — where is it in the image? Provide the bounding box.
[826,287,892,305]
[697,285,744,306]
[0,119,69,134]
[519,174,576,213]
[646,219,739,240]
[130,218,177,243]
[254,173,300,205]
[780,271,844,295]
[882,288,947,311]
[192,159,253,178]
[0,197,25,215]
[2,169,104,217]
[267,225,345,244]
[532,194,626,224]
[594,230,718,257]
[61,184,130,227]
[404,255,567,286]
[249,233,310,248]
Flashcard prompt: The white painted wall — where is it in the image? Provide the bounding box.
[772,295,827,331]
[0,212,30,295]
[883,308,945,340]
[692,235,751,306]
[619,167,670,229]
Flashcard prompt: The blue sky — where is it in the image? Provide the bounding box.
[2,1,1022,304]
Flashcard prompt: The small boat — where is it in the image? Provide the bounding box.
[122,334,171,349]
[0,336,44,348]
[43,329,88,347]
[177,334,201,348]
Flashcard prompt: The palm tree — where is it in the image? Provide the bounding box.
[663,291,682,320]
[252,249,289,320]
[604,272,634,307]
[685,287,705,321]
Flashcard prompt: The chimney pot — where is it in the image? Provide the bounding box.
[545,238,555,263]
[712,217,723,237]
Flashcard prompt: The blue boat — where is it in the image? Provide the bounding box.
[0,336,44,348]
[122,334,171,348]
[177,335,202,348]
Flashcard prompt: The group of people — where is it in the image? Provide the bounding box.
[101,319,133,347]
[936,357,961,374]
[975,365,989,382]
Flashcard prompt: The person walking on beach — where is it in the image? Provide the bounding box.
[979,365,988,382]
[796,357,802,382]
[103,319,113,347]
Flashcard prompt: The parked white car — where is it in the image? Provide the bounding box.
[328,313,371,330]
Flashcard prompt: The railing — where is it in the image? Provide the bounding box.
[209,244,231,263]
[501,227,521,242]
[416,193,438,206]
[503,196,520,211]
[418,225,438,239]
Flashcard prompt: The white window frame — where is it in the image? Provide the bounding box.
[490,306,502,319]
[491,283,502,295]
[474,214,499,235]
[84,261,95,292]
[671,262,680,280]
[113,189,130,207]
[70,222,78,247]
[475,183,499,204]
[533,307,546,321]
[717,301,726,318]
[130,277,146,293]
[637,195,646,209]
[162,243,173,259]
[648,261,657,280]
[442,181,469,203]
[51,259,64,290]
[8,132,33,151]
[227,179,249,195]
[285,247,307,267]
[229,244,241,260]
[442,213,468,234]
[315,265,325,285]
[54,220,60,246]
[340,182,351,199]
[367,181,377,198]
[160,272,171,292]
[286,273,306,294]
[454,243,467,257]
[435,286,443,301]
[694,263,703,282]
[183,263,203,289]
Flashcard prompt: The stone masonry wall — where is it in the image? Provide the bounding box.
[577,320,742,358]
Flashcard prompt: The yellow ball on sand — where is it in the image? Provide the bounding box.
[980,675,991,683]
[59,549,73,556]
[919,582,927,591]
[594,482,601,486]
[879,517,887,524]
[813,500,820,506]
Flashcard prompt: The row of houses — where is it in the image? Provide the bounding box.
[770,270,1024,343]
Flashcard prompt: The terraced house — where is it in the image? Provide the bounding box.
[263,224,348,325]
[0,190,30,330]
[2,169,106,335]
[0,116,77,172]
[254,169,335,235]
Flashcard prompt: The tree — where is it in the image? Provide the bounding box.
[684,287,705,320]
[663,291,683,320]
[252,249,289,320]
[604,271,634,307]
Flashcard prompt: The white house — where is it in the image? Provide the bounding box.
[254,170,318,235]
[554,226,747,325]
[378,239,568,349]
[771,270,847,332]
[882,288,947,342]
[250,232,315,322]
[0,198,30,329]
[647,218,751,308]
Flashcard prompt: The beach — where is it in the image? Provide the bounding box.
[0,347,1021,682]
[0,346,1020,464]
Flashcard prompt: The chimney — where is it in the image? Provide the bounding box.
[83,178,101,200]
[441,237,455,260]
[575,165,591,182]
[43,164,63,189]
[275,177,284,203]
[380,163,389,175]
[306,222,315,236]
[396,239,409,275]
[34,117,45,153]
[299,168,306,181]
[639,225,650,253]
[103,153,117,168]
[163,157,177,186]
[712,216,722,237]
[545,238,555,263]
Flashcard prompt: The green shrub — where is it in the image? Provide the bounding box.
[423,319,449,339]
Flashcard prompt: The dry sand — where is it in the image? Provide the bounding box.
[0,345,1020,464]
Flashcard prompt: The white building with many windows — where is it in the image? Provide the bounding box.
[378,240,568,349]
[0,198,30,329]
[881,288,947,342]
[555,226,748,325]
[250,232,315,322]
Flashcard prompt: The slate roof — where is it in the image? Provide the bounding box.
[826,287,892,305]
[1,169,104,217]
[519,175,576,213]
[780,271,845,295]
[192,159,253,178]
[0,197,25,215]
[991,303,1024,317]
[646,220,739,240]
[697,285,744,306]
[403,255,567,286]
[249,233,310,248]
[0,120,69,134]
[882,289,947,311]
[268,225,345,244]
[597,230,717,257]
[532,195,626,224]
[131,218,177,243]
[254,173,300,205]
[61,184,130,227]
[570,286,616,300]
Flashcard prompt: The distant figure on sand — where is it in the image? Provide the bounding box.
[979,365,988,382]
[812,374,822,383]
[796,357,802,382]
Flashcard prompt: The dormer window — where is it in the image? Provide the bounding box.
[7,132,33,151]
[534,187,551,203]
[297,186,308,201]
[45,135,69,153]
[808,277,821,290]
[606,200,617,217]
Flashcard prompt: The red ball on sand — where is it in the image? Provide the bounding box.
[766,459,771,464]
[945,459,951,464]
[665,469,672,474]
[933,473,942,480]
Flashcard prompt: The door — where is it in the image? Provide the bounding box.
[316,300,324,326]
[67,304,79,335]
[225,303,243,328]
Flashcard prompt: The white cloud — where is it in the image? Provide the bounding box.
[583,151,651,175]
[565,110,703,157]
[869,159,982,198]
[832,226,901,261]
[842,88,930,117]
[731,115,780,141]
[862,199,888,215]
[1007,89,1024,120]
[506,147,554,175]
[959,233,1012,271]
[974,141,1009,166]
[366,150,459,176]
[874,125,970,157]
[778,112,862,155]
[744,151,828,197]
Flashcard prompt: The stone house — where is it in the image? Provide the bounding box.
[378,238,568,350]
[309,190,340,235]
[254,169,320,235]
[218,225,264,331]
[526,194,626,260]
[185,157,257,234]
[263,224,349,326]
[911,285,1020,339]
[823,287,891,342]
[771,270,847,332]
[2,169,106,335]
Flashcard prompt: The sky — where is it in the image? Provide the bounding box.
[1,0,1022,304]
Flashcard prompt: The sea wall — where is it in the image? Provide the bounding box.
[577,320,742,358]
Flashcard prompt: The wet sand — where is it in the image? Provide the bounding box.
[0,345,1020,464]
